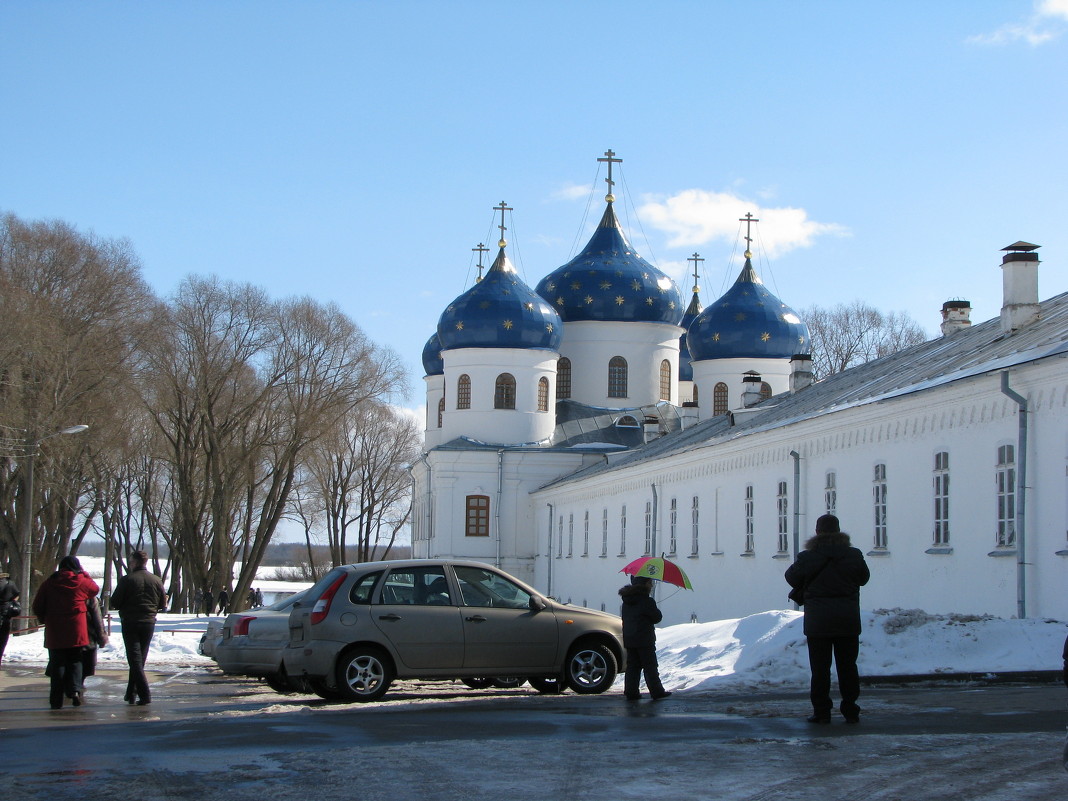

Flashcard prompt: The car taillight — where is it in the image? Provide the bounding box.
[233,616,255,636]
[310,574,347,625]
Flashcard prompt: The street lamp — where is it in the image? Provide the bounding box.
[18,424,89,631]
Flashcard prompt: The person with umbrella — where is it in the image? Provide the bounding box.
[618,575,671,701]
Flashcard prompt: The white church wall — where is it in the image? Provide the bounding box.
[533,356,1068,623]
[422,373,445,448]
[558,320,683,408]
[690,357,791,413]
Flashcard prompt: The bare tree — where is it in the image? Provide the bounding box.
[801,300,928,380]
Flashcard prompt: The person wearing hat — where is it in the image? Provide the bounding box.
[618,575,671,701]
[785,514,870,724]
[0,571,21,665]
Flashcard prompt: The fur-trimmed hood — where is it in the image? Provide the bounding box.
[804,530,852,550]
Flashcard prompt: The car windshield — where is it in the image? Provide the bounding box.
[264,589,308,611]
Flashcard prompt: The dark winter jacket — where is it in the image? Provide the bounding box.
[784,532,870,638]
[110,567,167,622]
[32,569,100,649]
[1062,634,1067,690]
[0,577,20,618]
[619,584,663,648]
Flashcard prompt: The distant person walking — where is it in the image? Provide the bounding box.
[785,514,870,724]
[201,588,214,617]
[217,589,229,615]
[0,571,21,665]
[109,550,167,705]
[618,575,671,701]
[32,555,100,709]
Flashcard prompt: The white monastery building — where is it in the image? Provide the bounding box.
[411,154,1067,625]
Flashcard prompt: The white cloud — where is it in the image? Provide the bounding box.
[967,1,1067,46]
[551,183,592,202]
[637,189,847,258]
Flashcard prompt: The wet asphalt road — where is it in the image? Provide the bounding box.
[2,666,1066,800]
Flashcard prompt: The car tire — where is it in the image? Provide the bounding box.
[460,677,494,690]
[528,676,563,694]
[265,670,298,695]
[308,678,343,701]
[335,646,393,702]
[564,642,617,694]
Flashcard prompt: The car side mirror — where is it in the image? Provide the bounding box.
[528,596,548,612]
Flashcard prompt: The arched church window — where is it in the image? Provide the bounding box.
[713,382,729,415]
[494,373,516,409]
[537,377,549,411]
[692,384,699,405]
[608,356,628,398]
[456,374,471,409]
[760,381,773,400]
[557,357,571,399]
[659,360,671,402]
[437,397,445,428]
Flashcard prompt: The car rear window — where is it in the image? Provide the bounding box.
[348,571,382,604]
[306,567,348,604]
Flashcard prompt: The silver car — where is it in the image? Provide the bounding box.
[215,590,308,693]
[283,559,624,702]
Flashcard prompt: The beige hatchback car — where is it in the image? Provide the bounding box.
[282,559,624,702]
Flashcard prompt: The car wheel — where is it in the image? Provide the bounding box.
[491,677,526,689]
[564,642,617,694]
[335,647,393,702]
[528,676,563,694]
[461,677,494,690]
[307,678,343,700]
[264,671,297,695]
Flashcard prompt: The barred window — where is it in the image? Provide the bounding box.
[690,495,700,555]
[777,480,789,553]
[437,397,445,428]
[608,356,628,398]
[557,516,563,557]
[744,485,754,553]
[583,511,589,556]
[456,374,471,409]
[873,463,888,549]
[567,513,574,557]
[494,373,516,409]
[644,501,653,555]
[669,498,678,555]
[933,452,950,546]
[713,382,729,415]
[538,377,550,412]
[659,360,671,402]
[601,508,609,556]
[825,471,837,515]
[465,495,489,536]
[557,357,572,399]
[996,445,1016,547]
[619,505,627,555]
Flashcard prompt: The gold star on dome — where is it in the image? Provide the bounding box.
[571,281,581,291]
[631,279,641,291]
[712,332,720,341]
[479,301,491,309]
[668,301,676,309]
[556,297,565,306]
[446,305,455,313]
[546,281,556,292]
[614,270,624,277]
[546,323,554,333]
[798,335,806,345]
[584,295,594,304]
[503,319,513,330]
[645,297,654,305]
[501,288,511,295]
[615,295,625,305]
[563,272,571,278]
[524,302,534,310]
[642,272,649,280]
[734,312,747,321]
[600,280,612,290]
[455,321,464,330]
[761,332,771,342]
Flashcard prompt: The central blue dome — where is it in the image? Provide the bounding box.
[687,258,809,361]
[536,204,684,325]
[437,248,563,352]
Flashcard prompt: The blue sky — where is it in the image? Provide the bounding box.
[3,1,1067,408]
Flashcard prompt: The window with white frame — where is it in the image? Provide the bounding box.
[873,463,888,548]
[933,451,950,546]
[777,480,789,553]
[601,508,609,556]
[583,511,589,556]
[644,501,653,555]
[669,498,678,555]
[825,471,837,515]
[557,515,564,557]
[567,513,574,557]
[690,495,700,555]
[619,505,627,555]
[996,444,1016,547]
[744,485,754,553]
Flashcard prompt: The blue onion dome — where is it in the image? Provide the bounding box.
[535,203,684,324]
[678,289,703,381]
[421,332,444,376]
[437,248,563,352]
[687,257,809,360]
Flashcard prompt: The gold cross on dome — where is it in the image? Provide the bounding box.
[597,149,623,202]
[688,252,704,293]
[494,201,513,247]
[739,212,760,258]
[472,242,489,282]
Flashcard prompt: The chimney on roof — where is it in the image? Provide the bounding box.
[789,354,814,392]
[940,299,972,336]
[741,371,763,408]
[1000,241,1040,334]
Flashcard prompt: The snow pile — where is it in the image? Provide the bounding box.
[6,607,1065,691]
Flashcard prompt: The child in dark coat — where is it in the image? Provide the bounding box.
[618,576,671,701]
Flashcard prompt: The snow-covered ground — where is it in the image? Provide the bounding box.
[6,605,1065,689]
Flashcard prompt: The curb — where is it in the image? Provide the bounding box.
[861,670,1062,685]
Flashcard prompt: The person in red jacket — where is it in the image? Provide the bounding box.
[32,555,100,709]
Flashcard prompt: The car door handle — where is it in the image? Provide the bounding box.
[378,614,402,621]
[465,615,487,622]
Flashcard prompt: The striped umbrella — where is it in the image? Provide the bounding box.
[620,555,693,590]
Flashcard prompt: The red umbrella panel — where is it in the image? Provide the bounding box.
[620,556,693,590]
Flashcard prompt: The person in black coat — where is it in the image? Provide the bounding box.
[0,571,21,665]
[785,514,870,724]
[618,576,671,701]
[109,550,167,705]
